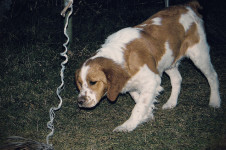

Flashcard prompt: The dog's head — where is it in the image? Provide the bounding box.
[75,57,129,108]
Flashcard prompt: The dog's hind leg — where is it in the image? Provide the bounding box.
[162,67,182,109]
[186,42,221,108]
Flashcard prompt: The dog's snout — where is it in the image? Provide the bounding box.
[78,100,84,105]
[78,96,86,106]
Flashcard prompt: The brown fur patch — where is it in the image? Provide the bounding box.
[75,69,82,91]
[130,1,201,72]
[124,37,159,75]
[176,23,200,62]
[85,57,130,101]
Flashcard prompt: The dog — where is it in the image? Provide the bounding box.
[75,1,221,132]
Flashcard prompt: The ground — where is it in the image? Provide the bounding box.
[0,0,225,149]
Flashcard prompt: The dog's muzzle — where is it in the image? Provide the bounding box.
[77,94,97,108]
[78,95,86,107]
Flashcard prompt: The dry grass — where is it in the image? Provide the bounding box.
[0,0,225,149]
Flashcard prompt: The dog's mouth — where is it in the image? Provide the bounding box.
[78,96,97,108]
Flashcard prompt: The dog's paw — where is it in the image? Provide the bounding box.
[162,101,176,109]
[156,86,164,96]
[209,100,221,108]
[113,123,136,132]
[157,86,164,93]
[113,125,133,132]
[209,95,221,108]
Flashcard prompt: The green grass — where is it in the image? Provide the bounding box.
[0,1,226,150]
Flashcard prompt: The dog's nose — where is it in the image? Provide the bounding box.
[78,100,83,105]
[78,96,86,106]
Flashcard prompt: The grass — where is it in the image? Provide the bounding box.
[0,0,226,149]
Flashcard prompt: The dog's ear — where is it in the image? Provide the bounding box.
[75,69,81,91]
[103,66,129,102]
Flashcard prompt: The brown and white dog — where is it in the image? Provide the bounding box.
[75,1,221,132]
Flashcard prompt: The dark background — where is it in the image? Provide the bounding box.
[0,0,225,149]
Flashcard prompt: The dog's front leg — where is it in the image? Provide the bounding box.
[129,91,140,103]
[113,91,156,132]
[113,65,161,132]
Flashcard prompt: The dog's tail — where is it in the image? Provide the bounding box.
[186,1,203,17]
[187,1,203,11]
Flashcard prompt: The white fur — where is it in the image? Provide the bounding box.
[162,67,182,109]
[80,65,89,84]
[157,41,174,75]
[114,65,161,132]
[186,40,221,108]
[152,17,162,25]
[179,7,194,32]
[179,7,200,32]
[92,27,141,65]
[79,65,98,107]
[140,24,147,27]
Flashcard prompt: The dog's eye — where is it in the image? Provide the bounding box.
[89,81,97,85]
